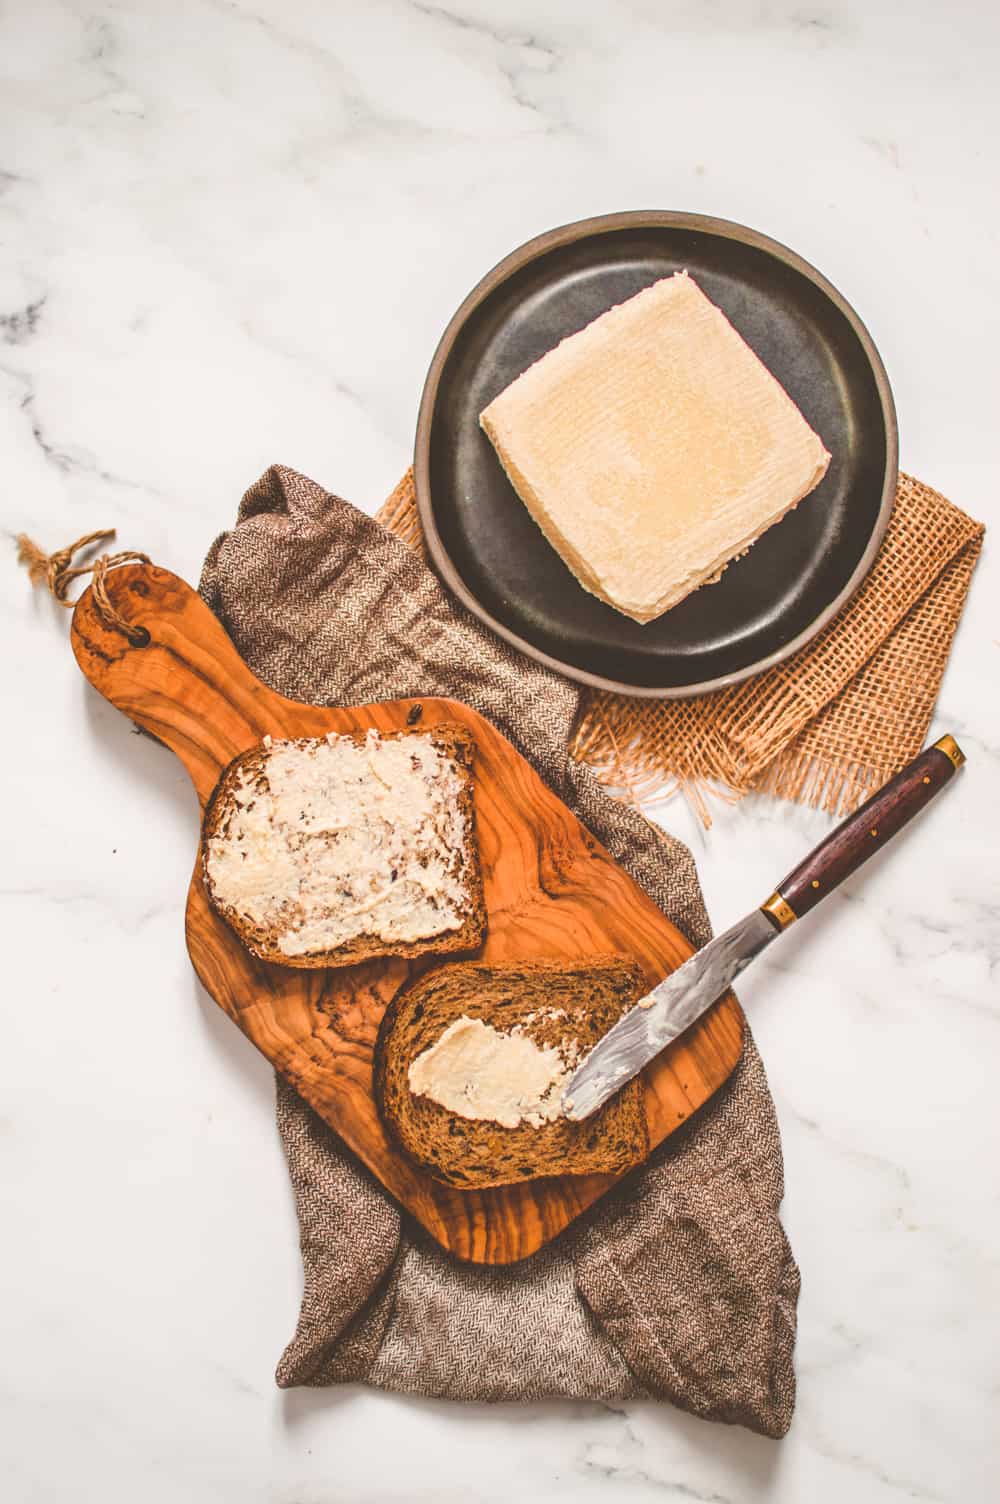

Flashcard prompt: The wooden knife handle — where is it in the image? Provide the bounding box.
[761,735,965,927]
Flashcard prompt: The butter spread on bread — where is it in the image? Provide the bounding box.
[374,957,649,1188]
[479,271,831,624]
[202,725,485,969]
[408,1014,579,1128]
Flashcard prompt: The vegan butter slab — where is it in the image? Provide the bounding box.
[479,271,831,624]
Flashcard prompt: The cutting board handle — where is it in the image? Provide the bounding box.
[70,562,313,804]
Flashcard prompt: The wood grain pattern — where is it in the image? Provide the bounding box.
[70,563,744,1263]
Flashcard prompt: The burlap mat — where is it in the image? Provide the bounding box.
[379,472,983,823]
[199,465,799,1438]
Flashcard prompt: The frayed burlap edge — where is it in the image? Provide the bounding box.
[378,472,983,823]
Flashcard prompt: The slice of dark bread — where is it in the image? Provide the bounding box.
[374,956,649,1189]
[202,723,485,970]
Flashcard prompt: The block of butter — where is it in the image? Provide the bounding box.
[479,272,831,625]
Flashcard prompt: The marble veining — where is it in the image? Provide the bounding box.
[3,1,998,1501]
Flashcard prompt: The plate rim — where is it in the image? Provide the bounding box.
[414,210,899,699]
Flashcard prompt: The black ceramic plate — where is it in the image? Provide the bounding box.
[415,212,897,697]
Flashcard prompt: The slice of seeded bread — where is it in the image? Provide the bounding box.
[201,723,485,970]
[374,957,649,1189]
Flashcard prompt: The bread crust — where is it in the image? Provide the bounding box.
[201,724,486,970]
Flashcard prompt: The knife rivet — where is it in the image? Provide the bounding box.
[870,828,878,837]
[811,879,820,889]
[923,776,931,784]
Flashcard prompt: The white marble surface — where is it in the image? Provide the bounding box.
[3,2,998,1500]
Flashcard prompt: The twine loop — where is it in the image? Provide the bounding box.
[16,530,152,645]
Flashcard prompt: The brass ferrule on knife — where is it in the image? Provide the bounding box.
[932,732,965,768]
[760,890,797,929]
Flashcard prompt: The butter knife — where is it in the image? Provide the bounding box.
[562,733,966,1122]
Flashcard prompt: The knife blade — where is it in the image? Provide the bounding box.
[562,732,966,1122]
[562,909,776,1121]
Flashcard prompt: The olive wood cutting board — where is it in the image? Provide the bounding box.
[71,563,744,1263]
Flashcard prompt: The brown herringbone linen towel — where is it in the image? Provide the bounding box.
[199,465,799,1437]
[379,471,983,823]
